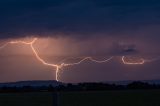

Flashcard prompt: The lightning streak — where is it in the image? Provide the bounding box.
[62,57,113,66]
[0,38,61,81]
[121,56,160,65]
[144,56,160,63]
[121,56,145,65]
[0,42,10,49]
[0,38,160,81]
[0,38,113,81]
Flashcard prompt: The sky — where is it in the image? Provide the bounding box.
[0,0,160,83]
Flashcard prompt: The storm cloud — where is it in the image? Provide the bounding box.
[0,0,160,82]
[0,0,160,39]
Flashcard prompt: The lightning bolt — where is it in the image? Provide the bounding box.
[0,38,61,81]
[121,56,160,65]
[62,57,113,67]
[121,56,145,65]
[0,38,113,81]
[0,38,160,81]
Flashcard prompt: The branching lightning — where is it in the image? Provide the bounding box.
[0,38,113,81]
[0,38,160,81]
[0,38,61,81]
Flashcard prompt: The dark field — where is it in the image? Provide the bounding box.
[0,90,160,106]
[0,92,53,106]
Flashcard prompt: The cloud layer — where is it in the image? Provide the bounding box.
[0,0,160,82]
[0,0,160,39]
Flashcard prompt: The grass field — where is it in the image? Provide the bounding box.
[0,90,160,106]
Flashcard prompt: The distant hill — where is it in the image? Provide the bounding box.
[106,80,160,85]
[0,80,160,88]
[0,80,64,87]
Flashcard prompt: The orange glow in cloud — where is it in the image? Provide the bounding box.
[1,38,160,81]
[0,38,113,81]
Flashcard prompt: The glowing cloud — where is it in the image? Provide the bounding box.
[0,38,160,81]
[0,38,113,81]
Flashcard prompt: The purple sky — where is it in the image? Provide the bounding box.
[0,0,160,83]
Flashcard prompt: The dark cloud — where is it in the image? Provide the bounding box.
[110,42,138,56]
[0,0,160,38]
[0,0,160,83]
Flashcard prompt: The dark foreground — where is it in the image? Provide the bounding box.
[0,90,160,106]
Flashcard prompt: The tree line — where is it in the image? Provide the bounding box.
[0,81,160,92]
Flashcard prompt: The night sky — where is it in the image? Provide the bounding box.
[0,0,160,83]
